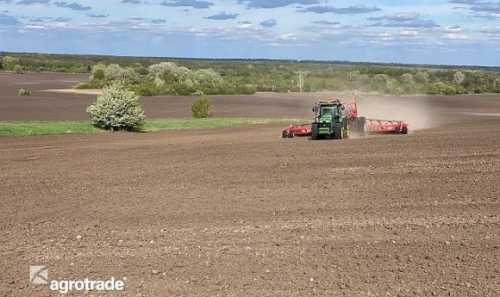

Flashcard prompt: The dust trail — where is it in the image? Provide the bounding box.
[355,95,438,131]
[455,112,500,117]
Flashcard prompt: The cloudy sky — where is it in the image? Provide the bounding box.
[0,0,499,65]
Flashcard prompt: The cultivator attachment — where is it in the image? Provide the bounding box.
[282,97,408,139]
[282,124,311,138]
[365,119,408,135]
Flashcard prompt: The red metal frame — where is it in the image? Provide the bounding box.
[365,119,408,134]
[282,124,312,138]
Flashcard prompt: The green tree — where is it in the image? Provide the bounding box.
[387,79,404,95]
[494,78,500,92]
[353,74,371,91]
[372,74,390,92]
[149,62,185,84]
[400,73,417,93]
[104,64,127,81]
[193,69,222,87]
[428,82,457,95]
[401,73,414,85]
[91,64,106,80]
[14,65,24,74]
[415,71,430,84]
[1,56,20,71]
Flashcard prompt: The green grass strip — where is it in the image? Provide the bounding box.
[143,117,305,132]
[0,121,101,137]
[0,118,307,137]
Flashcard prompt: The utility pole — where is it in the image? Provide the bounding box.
[298,71,304,93]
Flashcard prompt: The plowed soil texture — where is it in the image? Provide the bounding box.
[1,72,499,297]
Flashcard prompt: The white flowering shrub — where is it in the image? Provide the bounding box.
[86,84,145,131]
[193,69,222,87]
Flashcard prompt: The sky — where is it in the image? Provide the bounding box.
[0,0,499,66]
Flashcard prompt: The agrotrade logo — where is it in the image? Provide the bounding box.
[30,265,49,285]
[29,265,126,294]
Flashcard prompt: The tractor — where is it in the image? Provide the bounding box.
[311,100,349,140]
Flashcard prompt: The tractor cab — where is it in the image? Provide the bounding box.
[313,99,344,119]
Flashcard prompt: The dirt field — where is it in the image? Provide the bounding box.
[1,72,500,296]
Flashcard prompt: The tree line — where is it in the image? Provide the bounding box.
[2,53,500,96]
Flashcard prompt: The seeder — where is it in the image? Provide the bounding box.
[282,98,408,139]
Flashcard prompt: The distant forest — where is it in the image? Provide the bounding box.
[2,52,500,96]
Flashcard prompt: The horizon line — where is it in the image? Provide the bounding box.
[2,50,499,70]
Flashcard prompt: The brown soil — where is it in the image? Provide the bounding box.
[0,72,499,297]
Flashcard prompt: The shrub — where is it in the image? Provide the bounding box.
[131,81,166,96]
[148,62,190,84]
[86,84,145,131]
[134,64,149,75]
[415,71,430,84]
[354,74,371,91]
[427,82,457,95]
[191,96,212,118]
[76,79,106,89]
[191,90,204,96]
[104,64,126,81]
[92,68,105,81]
[14,65,24,74]
[386,79,404,95]
[217,82,237,94]
[238,84,257,95]
[18,88,31,96]
[193,69,222,87]
[121,67,141,84]
[372,74,390,92]
[173,81,196,95]
[400,73,417,93]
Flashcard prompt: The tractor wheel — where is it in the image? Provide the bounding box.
[343,128,349,139]
[282,131,288,138]
[343,118,349,139]
[333,125,343,140]
[311,124,319,140]
[401,127,408,134]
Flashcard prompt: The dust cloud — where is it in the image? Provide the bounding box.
[355,95,438,131]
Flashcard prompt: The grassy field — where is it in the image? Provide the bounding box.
[0,118,305,137]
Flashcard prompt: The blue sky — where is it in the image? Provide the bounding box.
[0,0,499,65]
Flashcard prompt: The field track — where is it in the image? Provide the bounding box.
[1,72,499,296]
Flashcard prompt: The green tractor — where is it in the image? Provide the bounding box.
[311,100,350,140]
